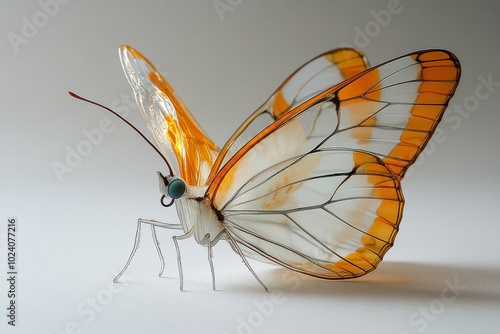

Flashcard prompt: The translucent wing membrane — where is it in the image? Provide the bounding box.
[334,50,461,178]
[223,150,402,278]
[207,50,460,278]
[207,48,369,183]
[119,46,219,185]
[267,48,369,119]
[119,46,459,281]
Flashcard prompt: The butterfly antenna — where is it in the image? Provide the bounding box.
[68,91,174,176]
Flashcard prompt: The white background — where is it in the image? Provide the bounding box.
[1,1,499,333]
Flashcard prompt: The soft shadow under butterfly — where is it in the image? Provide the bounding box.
[70,45,460,291]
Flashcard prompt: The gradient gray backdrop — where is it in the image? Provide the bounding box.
[1,1,499,333]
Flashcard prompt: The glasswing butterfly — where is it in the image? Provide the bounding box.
[71,45,460,291]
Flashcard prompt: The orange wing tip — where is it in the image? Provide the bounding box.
[326,48,370,80]
[414,50,460,82]
[120,45,152,66]
[413,50,456,62]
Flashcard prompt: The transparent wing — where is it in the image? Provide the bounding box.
[333,50,461,178]
[223,149,402,278]
[207,48,369,183]
[207,50,460,278]
[267,48,369,119]
[119,45,219,186]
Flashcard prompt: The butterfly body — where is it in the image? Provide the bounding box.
[174,188,224,245]
[102,45,460,289]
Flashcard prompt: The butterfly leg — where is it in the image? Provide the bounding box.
[150,225,167,277]
[172,228,194,291]
[113,218,182,283]
[202,230,226,291]
[226,233,269,292]
[201,233,216,291]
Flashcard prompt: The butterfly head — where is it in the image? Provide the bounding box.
[158,171,186,207]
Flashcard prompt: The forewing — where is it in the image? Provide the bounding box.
[207,48,369,183]
[268,48,369,118]
[333,50,460,178]
[208,50,460,278]
[120,45,219,185]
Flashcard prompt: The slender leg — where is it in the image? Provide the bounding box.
[150,225,165,277]
[113,219,143,283]
[113,218,183,283]
[202,234,215,290]
[226,233,269,292]
[204,230,226,291]
[172,229,194,291]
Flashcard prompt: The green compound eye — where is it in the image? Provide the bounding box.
[167,178,186,199]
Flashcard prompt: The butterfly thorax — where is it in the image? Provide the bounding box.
[174,186,225,245]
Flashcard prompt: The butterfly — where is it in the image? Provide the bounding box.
[72,45,460,291]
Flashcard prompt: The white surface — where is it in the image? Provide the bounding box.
[1,1,499,333]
